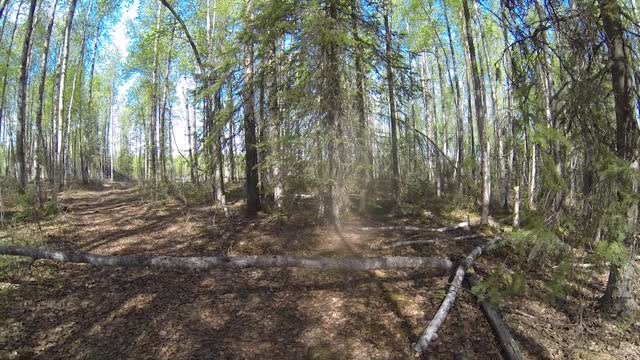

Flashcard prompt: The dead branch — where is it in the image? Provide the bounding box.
[374,234,483,250]
[361,221,471,233]
[361,225,423,232]
[375,239,435,249]
[413,237,498,353]
[432,221,470,232]
[0,246,454,272]
[465,273,523,360]
[451,234,483,241]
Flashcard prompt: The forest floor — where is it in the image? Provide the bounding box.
[0,182,638,359]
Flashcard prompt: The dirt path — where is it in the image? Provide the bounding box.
[1,183,502,359]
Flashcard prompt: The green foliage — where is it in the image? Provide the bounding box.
[168,181,212,205]
[545,260,572,302]
[14,190,40,223]
[540,155,565,193]
[472,266,527,303]
[593,240,628,267]
[510,218,568,265]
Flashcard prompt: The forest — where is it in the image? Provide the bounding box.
[0,0,639,358]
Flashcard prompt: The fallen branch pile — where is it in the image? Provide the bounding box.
[0,245,453,272]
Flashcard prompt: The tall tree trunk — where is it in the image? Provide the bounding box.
[52,0,78,204]
[227,81,236,182]
[534,0,563,212]
[0,0,24,169]
[598,0,640,316]
[159,24,176,184]
[383,0,399,198]
[435,51,447,195]
[243,3,260,215]
[214,89,226,210]
[0,0,10,20]
[473,3,500,206]
[500,2,513,209]
[35,0,58,202]
[352,0,369,211]
[418,54,432,183]
[83,20,101,183]
[192,95,199,184]
[463,50,476,175]
[443,6,464,189]
[185,84,196,183]
[150,0,162,197]
[16,0,38,191]
[321,0,343,224]
[267,41,282,209]
[462,0,490,224]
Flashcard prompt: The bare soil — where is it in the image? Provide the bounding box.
[0,183,638,359]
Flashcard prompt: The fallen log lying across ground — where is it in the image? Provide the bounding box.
[432,221,470,232]
[465,273,523,360]
[374,234,483,249]
[414,237,498,353]
[0,246,454,272]
[360,225,423,231]
[361,221,470,233]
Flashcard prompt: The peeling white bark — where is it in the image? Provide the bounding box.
[0,246,453,273]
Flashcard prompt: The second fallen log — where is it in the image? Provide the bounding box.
[413,237,497,353]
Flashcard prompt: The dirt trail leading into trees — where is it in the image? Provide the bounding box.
[0,183,538,359]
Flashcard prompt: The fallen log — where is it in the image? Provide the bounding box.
[361,221,470,233]
[413,237,497,353]
[451,234,484,241]
[374,234,483,250]
[433,221,470,232]
[361,225,423,232]
[0,245,453,272]
[375,239,435,249]
[465,273,523,360]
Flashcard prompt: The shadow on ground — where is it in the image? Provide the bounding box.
[0,183,501,359]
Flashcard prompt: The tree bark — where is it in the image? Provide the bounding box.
[414,237,498,353]
[243,7,260,215]
[352,0,370,212]
[0,245,453,273]
[0,0,24,175]
[321,0,343,224]
[465,274,524,360]
[598,0,640,316]
[383,0,400,197]
[228,81,237,182]
[16,0,38,191]
[52,0,78,204]
[443,6,464,188]
[0,0,10,20]
[35,0,58,201]
[462,0,490,224]
[267,41,282,208]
